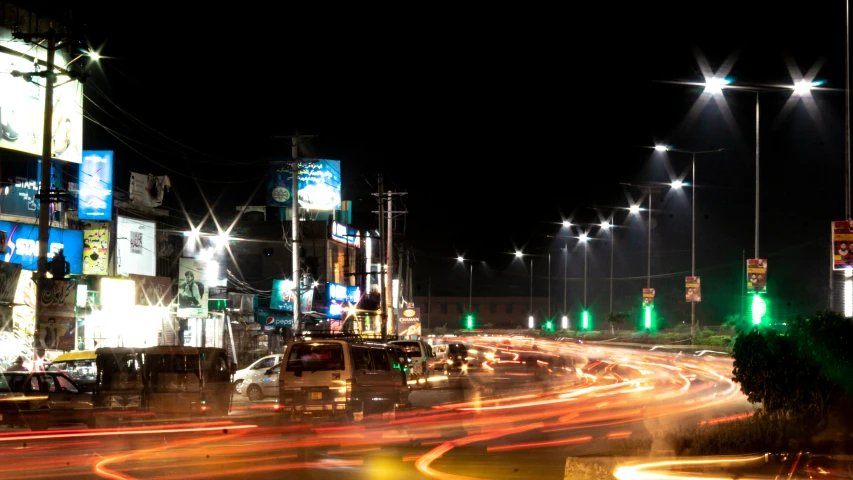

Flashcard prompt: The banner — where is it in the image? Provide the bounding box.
[130,274,172,307]
[129,172,171,207]
[746,259,768,292]
[0,261,22,304]
[271,279,314,313]
[642,288,655,306]
[266,160,342,211]
[0,26,84,164]
[78,151,114,220]
[685,276,701,302]
[177,258,208,318]
[37,278,77,351]
[833,221,853,270]
[82,221,109,275]
[396,307,421,337]
[256,307,293,328]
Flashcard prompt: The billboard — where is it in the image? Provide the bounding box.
[0,176,38,218]
[327,282,361,319]
[0,262,23,304]
[833,221,853,270]
[82,221,109,275]
[129,274,172,307]
[0,220,83,274]
[642,288,655,306]
[116,216,156,276]
[746,259,767,292]
[78,151,114,220]
[685,276,701,302]
[330,221,360,248]
[0,27,84,164]
[271,279,314,313]
[178,258,208,318]
[256,307,293,329]
[267,160,342,210]
[396,307,421,337]
[37,278,77,351]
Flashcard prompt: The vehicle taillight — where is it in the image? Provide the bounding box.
[346,378,353,401]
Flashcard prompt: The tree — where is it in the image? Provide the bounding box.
[607,312,629,330]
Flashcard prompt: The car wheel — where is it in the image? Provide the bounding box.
[233,380,243,393]
[247,384,264,402]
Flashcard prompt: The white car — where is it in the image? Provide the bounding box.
[233,354,283,392]
[241,363,280,402]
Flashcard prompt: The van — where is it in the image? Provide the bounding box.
[389,339,436,388]
[433,342,468,375]
[278,340,409,422]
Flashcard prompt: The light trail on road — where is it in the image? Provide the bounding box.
[0,338,753,480]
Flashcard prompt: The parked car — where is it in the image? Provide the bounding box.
[0,371,93,430]
[240,362,280,402]
[278,340,409,422]
[389,339,436,388]
[233,354,284,392]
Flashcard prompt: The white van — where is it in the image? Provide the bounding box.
[389,339,436,388]
[278,340,409,421]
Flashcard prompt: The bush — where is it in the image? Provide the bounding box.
[665,413,817,456]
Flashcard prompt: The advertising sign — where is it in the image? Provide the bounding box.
[271,279,314,313]
[642,288,655,306]
[685,276,701,302]
[327,282,361,319]
[330,221,361,248]
[0,27,84,164]
[82,221,109,275]
[37,278,77,351]
[396,307,421,337]
[130,274,172,307]
[267,160,342,211]
[256,307,293,328]
[78,151,114,220]
[177,258,208,318]
[746,259,768,292]
[0,176,38,218]
[116,216,156,276]
[0,220,83,274]
[833,221,853,269]
[0,261,23,304]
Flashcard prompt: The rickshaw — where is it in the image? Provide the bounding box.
[47,350,98,393]
[143,346,232,417]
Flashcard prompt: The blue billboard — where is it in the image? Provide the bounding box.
[271,278,314,313]
[327,283,361,319]
[0,220,83,274]
[267,159,342,211]
[78,151,113,220]
[256,307,293,329]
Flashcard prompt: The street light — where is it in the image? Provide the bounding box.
[457,256,473,320]
[629,204,641,214]
[670,179,683,190]
[516,251,534,328]
[579,232,589,329]
[652,145,725,340]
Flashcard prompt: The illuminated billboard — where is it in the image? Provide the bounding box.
[327,282,361,319]
[0,220,83,274]
[330,221,360,248]
[0,27,84,164]
[271,278,314,313]
[267,159,342,210]
[79,151,114,220]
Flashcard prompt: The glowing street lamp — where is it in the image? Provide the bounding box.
[703,76,730,95]
[562,220,571,228]
[654,144,669,152]
[629,204,641,214]
[670,179,683,190]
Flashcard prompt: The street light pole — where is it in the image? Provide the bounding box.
[530,257,534,319]
[583,241,588,309]
[548,253,551,318]
[647,187,652,288]
[563,243,568,314]
[609,224,614,313]
[692,153,696,340]
[468,263,472,314]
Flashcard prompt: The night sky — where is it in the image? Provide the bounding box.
[8,2,850,325]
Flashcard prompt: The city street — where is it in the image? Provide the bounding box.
[0,340,752,479]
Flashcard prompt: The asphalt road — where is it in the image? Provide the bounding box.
[0,339,754,479]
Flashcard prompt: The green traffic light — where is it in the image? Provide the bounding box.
[546,320,553,331]
[466,315,473,330]
[751,294,766,325]
[644,305,652,329]
[581,311,589,330]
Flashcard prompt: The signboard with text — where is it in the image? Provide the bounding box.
[833,221,853,270]
[330,221,360,248]
[396,307,421,337]
[271,279,314,313]
[37,278,77,351]
[327,282,361,319]
[82,221,109,275]
[1,220,83,274]
[267,160,342,210]
[256,307,293,329]
[78,151,114,220]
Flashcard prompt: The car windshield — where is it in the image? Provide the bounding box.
[286,343,344,372]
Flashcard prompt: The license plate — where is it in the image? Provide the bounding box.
[311,392,322,400]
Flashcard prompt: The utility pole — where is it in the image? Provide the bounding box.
[548,253,551,318]
[373,185,407,340]
[427,277,431,329]
[377,176,387,340]
[13,26,86,364]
